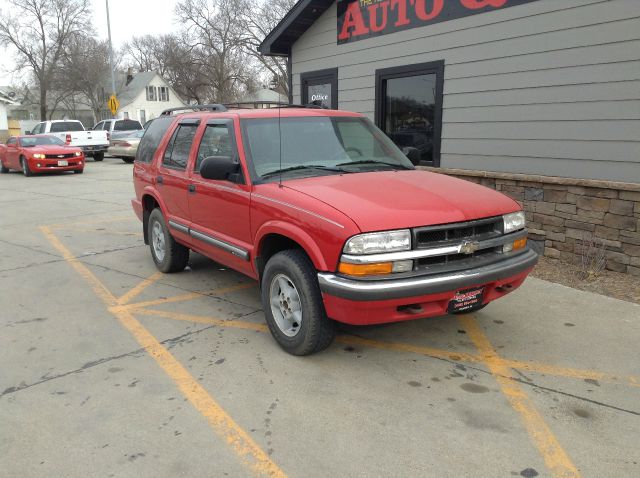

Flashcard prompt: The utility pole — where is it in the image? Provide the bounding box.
[106,0,117,118]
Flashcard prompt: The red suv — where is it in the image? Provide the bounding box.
[132,105,537,355]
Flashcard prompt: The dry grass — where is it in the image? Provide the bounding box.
[531,256,640,305]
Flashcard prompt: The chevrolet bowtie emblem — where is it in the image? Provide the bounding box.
[459,241,480,255]
[58,155,64,158]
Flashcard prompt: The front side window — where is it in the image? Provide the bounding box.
[162,124,198,170]
[241,116,413,181]
[93,122,104,130]
[7,137,17,145]
[195,124,235,172]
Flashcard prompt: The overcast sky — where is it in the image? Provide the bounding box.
[0,0,179,85]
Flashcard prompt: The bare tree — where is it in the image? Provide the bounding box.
[57,36,114,122]
[0,0,92,120]
[237,0,295,98]
[175,0,257,103]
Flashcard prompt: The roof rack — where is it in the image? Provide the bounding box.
[160,104,228,116]
[223,101,328,110]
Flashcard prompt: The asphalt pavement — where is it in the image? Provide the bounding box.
[1,158,639,478]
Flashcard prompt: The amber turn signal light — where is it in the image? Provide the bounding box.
[338,262,393,276]
[513,238,527,250]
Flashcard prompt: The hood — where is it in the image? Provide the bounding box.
[283,170,520,232]
[27,145,81,155]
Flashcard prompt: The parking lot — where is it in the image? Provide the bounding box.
[1,159,639,478]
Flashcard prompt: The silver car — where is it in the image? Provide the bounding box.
[107,130,145,163]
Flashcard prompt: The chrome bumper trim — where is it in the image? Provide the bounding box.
[318,248,538,301]
[340,230,527,264]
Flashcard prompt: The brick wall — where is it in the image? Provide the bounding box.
[421,167,640,276]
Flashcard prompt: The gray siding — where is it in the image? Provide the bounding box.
[291,0,640,182]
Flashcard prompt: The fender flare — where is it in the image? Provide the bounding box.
[254,221,329,272]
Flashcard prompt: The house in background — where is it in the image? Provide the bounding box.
[115,71,185,125]
[4,71,185,128]
[239,87,288,107]
[0,89,19,142]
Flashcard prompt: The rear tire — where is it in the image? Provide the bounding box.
[122,158,134,164]
[261,249,335,355]
[93,152,104,162]
[148,208,189,273]
[21,156,32,177]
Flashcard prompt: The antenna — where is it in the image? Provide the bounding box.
[278,96,283,188]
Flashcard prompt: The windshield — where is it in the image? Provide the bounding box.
[20,136,66,147]
[50,121,84,132]
[240,116,413,181]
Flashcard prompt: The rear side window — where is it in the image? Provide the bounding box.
[115,119,142,131]
[162,124,198,170]
[135,116,174,163]
[50,121,84,133]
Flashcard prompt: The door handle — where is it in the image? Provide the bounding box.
[188,184,196,193]
[156,175,163,184]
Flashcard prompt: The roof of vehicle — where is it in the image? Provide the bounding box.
[42,119,83,123]
[164,107,364,121]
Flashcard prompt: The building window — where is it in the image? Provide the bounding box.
[300,68,338,109]
[146,86,157,101]
[159,87,169,102]
[375,61,444,167]
[123,111,129,119]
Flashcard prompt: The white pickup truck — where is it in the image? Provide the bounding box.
[28,120,110,161]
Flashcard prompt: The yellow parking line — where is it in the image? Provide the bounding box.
[124,283,256,310]
[118,271,164,305]
[40,226,287,478]
[458,315,580,478]
[134,308,269,333]
[135,308,640,388]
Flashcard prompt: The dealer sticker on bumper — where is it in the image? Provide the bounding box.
[448,287,485,313]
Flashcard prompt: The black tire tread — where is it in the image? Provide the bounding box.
[0,162,8,173]
[21,156,32,177]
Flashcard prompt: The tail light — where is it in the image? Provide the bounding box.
[65,134,71,144]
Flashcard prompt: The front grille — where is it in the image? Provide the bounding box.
[44,162,78,167]
[413,217,504,275]
[45,153,75,159]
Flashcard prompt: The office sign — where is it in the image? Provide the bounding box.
[338,0,541,44]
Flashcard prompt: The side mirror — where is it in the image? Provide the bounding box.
[200,156,239,181]
[24,131,31,135]
[402,146,421,166]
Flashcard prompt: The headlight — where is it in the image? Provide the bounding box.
[343,230,411,255]
[75,151,82,157]
[503,211,526,234]
[33,154,45,159]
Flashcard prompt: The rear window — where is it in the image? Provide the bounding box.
[114,119,142,131]
[136,117,174,163]
[50,121,84,133]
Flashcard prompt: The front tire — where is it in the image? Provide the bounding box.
[93,152,104,162]
[74,169,84,174]
[122,158,134,164]
[261,250,335,355]
[0,162,8,173]
[148,208,189,273]
[21,157,32,177]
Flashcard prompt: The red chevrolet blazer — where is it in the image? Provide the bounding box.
[131,105,537,355]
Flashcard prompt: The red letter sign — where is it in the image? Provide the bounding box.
[460,0,507,9]
[390,0,411,27]
[412,0,444,21]
[338,1,370,41]
[369,1,390,32]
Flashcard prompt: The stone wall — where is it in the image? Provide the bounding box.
[421,167,640,276]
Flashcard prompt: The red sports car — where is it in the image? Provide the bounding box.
[0,135,85,176]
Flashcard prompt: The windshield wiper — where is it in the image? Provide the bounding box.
[335,159,413,170]
[261,164,348,179]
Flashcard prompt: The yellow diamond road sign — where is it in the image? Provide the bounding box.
[107,95,120,115]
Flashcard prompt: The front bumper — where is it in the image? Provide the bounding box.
[28,157,84,172]
[318,248,538,302]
